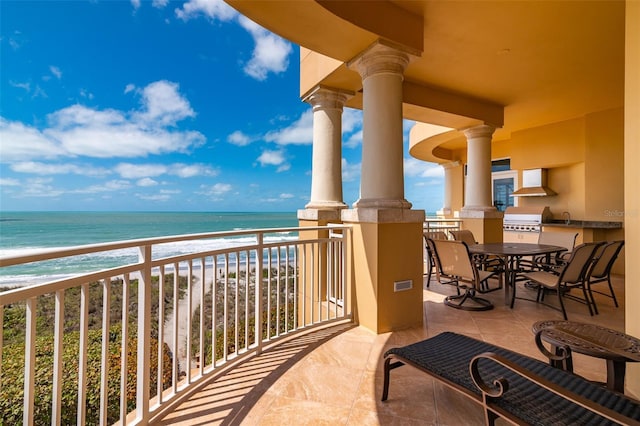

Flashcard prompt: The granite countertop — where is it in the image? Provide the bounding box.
[543,220,623,229]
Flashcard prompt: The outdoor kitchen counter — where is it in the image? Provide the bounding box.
[543,220,623,229]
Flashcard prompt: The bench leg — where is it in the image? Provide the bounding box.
[382,358,405,401]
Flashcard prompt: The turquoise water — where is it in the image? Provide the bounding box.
[0,211,299,286]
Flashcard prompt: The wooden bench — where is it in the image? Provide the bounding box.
[382,332,640,425]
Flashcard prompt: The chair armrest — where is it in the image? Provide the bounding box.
[469,352,640,426]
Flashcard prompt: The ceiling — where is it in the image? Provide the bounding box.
[227,0,625,151]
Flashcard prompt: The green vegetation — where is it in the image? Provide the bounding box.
[191,266,297,366]
[0,266,300,423]
[0,274,185,424]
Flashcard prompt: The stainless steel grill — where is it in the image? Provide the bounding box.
[503,206,552,233]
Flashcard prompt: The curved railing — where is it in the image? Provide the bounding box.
[0,225,352,425]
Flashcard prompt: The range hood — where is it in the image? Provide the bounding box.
[510,168,557,197]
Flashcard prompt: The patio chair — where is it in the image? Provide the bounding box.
[450,229,476,245]
[517,242,604,319]
[423,231,449,287]
[450,229,503,275]
[431,239,501,311]
[425,237,459,291]
[586,240,624,314]
[520,231,578,273]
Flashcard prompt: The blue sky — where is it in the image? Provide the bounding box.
[0,0,444,213]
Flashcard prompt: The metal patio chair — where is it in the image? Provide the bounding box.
[586,240,624,314]
[518,242,604,319]
[423,230,448,287]
[431,239,501,311]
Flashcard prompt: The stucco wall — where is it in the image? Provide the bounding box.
[624,0,640,400]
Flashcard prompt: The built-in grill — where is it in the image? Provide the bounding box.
[503,206,552,233]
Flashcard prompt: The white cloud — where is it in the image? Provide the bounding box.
[237,15,292,81]
[342,108,362,134]
[19,178,64,198]
[198,183,232,198]
[0,80,206,161]
[9,81,30,92]
[404,158,444,178]
[172,163,218,178]
[76,180,131,194]
[345,130,362,149]
[131,0,141,9]
[227,130,252,146]
[132,80,195,126]
[276,164,290,173]
[116,163,167,179]
[279,193,294,199]
[11,161,109,177]
[0,178,20,186]
[152,0,168,8]
[341,158,360,182]
[175,0,237,21]
[257,150,286,167]
[79,89,94,99]
[124,84,136,94]
[265,110,313,145]
[137,193,171,202]
[137,177,158,187]
[114,162,218,179]
[0,118,65,161]
[49,66,62,79]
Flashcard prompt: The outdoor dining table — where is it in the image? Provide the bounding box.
[468,242,567,306]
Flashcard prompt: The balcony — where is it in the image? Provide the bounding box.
[159,274,626,425]
[0,226,626,424]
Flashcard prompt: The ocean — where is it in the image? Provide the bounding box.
[0,211,299,287]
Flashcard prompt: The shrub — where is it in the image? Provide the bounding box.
[0,325,172,424]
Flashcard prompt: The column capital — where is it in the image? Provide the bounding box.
[348,40,415,81]
[462,124,496,140]
[303,86,354,112]
[441,160,461,169]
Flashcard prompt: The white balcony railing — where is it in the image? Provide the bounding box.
[423,218,463,238]
[0,225,351,425]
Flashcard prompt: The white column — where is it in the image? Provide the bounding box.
[303,87,351,210]
[462,124,497,212]
[349,42,412,209]
[438,161,460,217]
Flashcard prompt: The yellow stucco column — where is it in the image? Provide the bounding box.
[303,86,352,210]
[460,124,504,242]
[343,41,425,334]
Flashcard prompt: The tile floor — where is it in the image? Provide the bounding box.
[158,274,628,425]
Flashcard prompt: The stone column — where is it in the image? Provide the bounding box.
[297,87,352,326]
[350,42,411,209]
[342,41,425,334]
[438,161,460,217]
[303,86,351,211]
[459,124,503,243]
[462,124,496,212]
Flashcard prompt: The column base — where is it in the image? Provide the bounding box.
[460,206,503,217]
[298,208,343,223]
[304,200,348,210]
[353,198,412,210]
